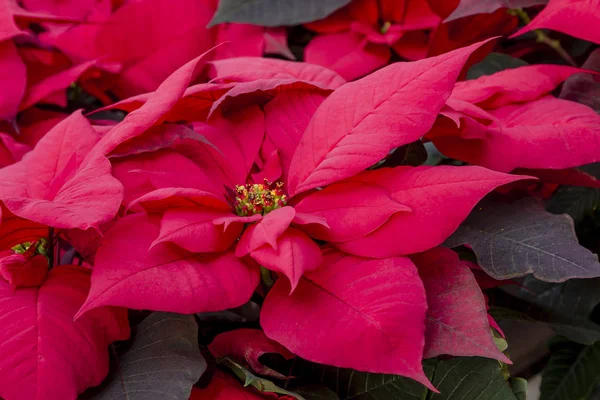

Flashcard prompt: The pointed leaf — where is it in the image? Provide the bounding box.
[561,47,600,114]
[88,312,206,400]
[236,207,295,256]
[445,197,600,281]
[0,40,25,120]
[209,0,352,27]
[0,266,129,400]
[540,338,600,400]
[77,213,259,315]
[208,57,346,89]
[335,166,527,258]
[288,40,493,195]
[412,247,510,362]
[261,250,433,389]
[512,0,600,44]
[249,227,323,291]
[209,328,294,378]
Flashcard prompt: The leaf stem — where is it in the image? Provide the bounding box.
[510,8,578,67]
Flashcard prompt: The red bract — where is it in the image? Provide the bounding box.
[512,0,600,44]
[0,110,123,231]
[209,328,294,378]
[0,265,129,400]
[74,40,529,389]
[33,0,288,99]
[304,0,440,80]
[427,64,600,173]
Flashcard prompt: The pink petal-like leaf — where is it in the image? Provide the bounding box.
[207,57,347,89]
[77,213,259,316]
[294,180,411,242]
[209,328,294,378]
[153,207,242,253]
[512,0,600,44]
[0,40,25,120]
[288,40,493,196]
[0,265,129,400]
[261,249,433,390]
[412,247,510,362]
[235,207,295,256]
[335,166,530,257]
[250,227,323,292]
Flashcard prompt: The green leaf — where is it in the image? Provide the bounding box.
[546,185,600,225]
[220,357,305,399]
[499,276,600,345]
[510,378,528,400]
[445,197,600,281]
[84,313,206,400]
[541,338,600,400]
[428,357,517,400]
[467,53,528,80]
[209,0,352,27]
[294,385,340,400]
[293,362,430,400]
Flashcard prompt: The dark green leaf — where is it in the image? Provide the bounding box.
[196,301,261,324]
[444,197,600,281]
[510,378,528,400]
[220,358,304,399]
[293,362,430,400]
[209,0,352,27]
[546,185,600,224]
[541,338,600,400]
[467,53,528,80]
[428,357,517,400]
[88,313,206,400]
[294,385,340,400]
[498,277,600,344]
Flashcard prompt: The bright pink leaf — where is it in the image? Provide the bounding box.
[201,106,265,183]
[432,96,600,172]
[0,133,30,168]
[92,48,214,156]
[294,180,411,242]
[207,57,347,89]
[288,40,492,196]
[335,166,529,257]
[0,250,47,288]
[77,213,259,316]
[304,31,391,81]
[0,40,26,120]
[250,228,323,292]
[236,207,295,256]
[263,90,328,180]
[20,60,96,111]
[451,64,585,108]
[0,265,129,400]
[153,207,242,253]
[512,0,600,44]
[127,187,229,214]
[412,247,510,362]
[261,249,433,390]
[209,328,294,378]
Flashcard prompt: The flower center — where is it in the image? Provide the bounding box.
[234,179,287,216]
[11,239,47,256]
[380,21,392,34]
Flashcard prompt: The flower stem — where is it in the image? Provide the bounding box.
[510,8,578,67]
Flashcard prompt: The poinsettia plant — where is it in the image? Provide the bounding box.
[0,0,600,399]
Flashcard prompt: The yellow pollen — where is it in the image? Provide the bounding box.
[234,179,288,216]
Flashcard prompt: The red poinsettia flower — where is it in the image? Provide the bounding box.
[25,0,289,100]
[304,0,440,80]
[426,64,600,182]
[72,42,526,388]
